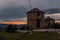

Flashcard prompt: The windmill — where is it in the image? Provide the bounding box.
[21,0,41,10]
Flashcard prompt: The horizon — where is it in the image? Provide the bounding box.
[0,21,27,25]
[0,20,59,25]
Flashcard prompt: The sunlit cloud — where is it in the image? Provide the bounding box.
[45,13,60,20]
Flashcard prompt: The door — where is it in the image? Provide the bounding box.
[36,19,40,28]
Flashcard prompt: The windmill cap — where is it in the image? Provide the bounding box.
[27,8,45,14]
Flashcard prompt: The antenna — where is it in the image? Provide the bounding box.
[29,0,32,9]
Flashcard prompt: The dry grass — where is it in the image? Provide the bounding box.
[0,32,60,40]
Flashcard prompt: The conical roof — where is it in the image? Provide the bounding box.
[27,8,45,14]
[31,8,41,11]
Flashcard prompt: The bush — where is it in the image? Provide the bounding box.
[54,23,60,29]
[6,24,17,32]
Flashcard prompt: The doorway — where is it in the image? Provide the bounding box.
[36,19,40,28]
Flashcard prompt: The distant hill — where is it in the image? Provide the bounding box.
[0,24,26,28]
[0,24,8,28]
[0,24,27,32]
[44,8,60,14]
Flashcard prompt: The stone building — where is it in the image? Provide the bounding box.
[26,8,55,29]
[44,16,55,28]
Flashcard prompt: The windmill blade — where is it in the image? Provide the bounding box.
[35,2,40,8]
[29,0,32,9]
[29,0,41,9]
[20,6,28,11]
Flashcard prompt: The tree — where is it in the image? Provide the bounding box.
[13,25,17,32]
[54,23,60,29]
[6,24,17,32]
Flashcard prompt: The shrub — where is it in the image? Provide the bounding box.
[6,24,17,32]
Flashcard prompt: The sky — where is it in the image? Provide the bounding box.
[0,0,60,24]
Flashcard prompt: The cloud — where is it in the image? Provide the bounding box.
[0,0,60,9]
[0,0,60,22]
[45,13,60,20]
[0,17,27,22]
[0,7,27,22]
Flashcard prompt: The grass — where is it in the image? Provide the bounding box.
[0,32,60,40]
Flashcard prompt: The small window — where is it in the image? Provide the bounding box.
[37,12,40,16]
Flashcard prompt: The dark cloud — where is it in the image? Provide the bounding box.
[0,7,26,18]
[0,0,60,9]
[0,0,60,21]
[0,7,28,22]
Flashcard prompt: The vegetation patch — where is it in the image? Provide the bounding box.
[0,32,59,40]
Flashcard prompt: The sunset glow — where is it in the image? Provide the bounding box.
[55,20,60,23]
[0,21,27,25]
[0,20,59,25]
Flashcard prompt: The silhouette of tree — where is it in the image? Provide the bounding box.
[13,25,17,32]
[54,23,60,29]
[6,24,17,32]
